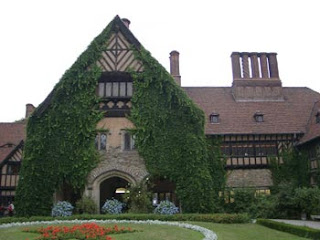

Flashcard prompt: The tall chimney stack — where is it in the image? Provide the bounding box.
[230,52,283,102]
[26,103,35,118]
[121,18,130,28]
[169,50,181,86]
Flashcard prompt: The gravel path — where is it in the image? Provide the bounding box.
[271,219,320,230]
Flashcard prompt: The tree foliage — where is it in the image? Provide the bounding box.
[270,149,310,190]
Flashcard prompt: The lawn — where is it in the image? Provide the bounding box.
[0,222,310,240]
[0,223,203,240]
[194,222,309,240]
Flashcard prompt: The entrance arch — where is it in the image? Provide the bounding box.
[99,177,129,209]
[87,170,137,212]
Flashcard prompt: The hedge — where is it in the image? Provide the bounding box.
[257,219,320,239]
[0,213,250,225]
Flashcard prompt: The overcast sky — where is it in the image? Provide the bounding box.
[1,0,320,122]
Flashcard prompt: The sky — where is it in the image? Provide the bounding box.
[1,0,320,122]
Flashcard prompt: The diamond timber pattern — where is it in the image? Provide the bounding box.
[96,32,143,72]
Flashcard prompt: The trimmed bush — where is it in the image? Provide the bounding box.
[257,219,320,239]
[154,201,179,215]
[101,199,123,214]
[51,201,74,217]
[75,196,97,214]
[0,213,250,225]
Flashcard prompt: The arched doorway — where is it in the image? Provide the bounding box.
[99,177,129,209]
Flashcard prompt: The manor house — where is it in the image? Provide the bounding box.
[1,16,319,209]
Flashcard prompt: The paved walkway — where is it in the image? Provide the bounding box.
[271,219,320,230]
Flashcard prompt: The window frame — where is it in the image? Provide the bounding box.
[95,131,108,151]
[209,113,220,124]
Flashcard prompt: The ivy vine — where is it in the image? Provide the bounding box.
[15,19,115,217]
[129,48,223,213]
[15,16,225,216]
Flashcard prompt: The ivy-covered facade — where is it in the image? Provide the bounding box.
[0,16,320,215]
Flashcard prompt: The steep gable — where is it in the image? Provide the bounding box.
[300,100,320,144]
[34,15,142,117]
[96,26,143,72]
[0,123,25,164]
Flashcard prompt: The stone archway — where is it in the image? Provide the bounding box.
[99,176,129,209]
[85,170,137,212]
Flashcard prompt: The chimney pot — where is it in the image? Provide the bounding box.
[121,18,130,28]
[169,50,181,86]
[26,103,35,118]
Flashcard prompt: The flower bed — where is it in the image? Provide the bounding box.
[23,222,134,240]
[0,219,217,240]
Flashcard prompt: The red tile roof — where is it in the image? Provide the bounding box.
[0,123,26,164]
[300,101,320,144]
[183,87,320,135]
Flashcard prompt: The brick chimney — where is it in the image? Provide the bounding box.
[26,103,35,118]
[121,18,130,28]
[169,50,181,86]
[231,52,283,102]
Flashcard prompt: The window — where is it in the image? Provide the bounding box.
[255,143,277,156]
[124,132,135,151]
[7,164,20,175]
[98,82,133,98]
[95,132,107,150]
[209,113,220,123]
[254,112,264,122]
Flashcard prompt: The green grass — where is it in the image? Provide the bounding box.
[0,223,203,240]
[0,222,311,240]
[194,222,309,240]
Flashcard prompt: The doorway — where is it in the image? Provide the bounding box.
[99,177,129,209]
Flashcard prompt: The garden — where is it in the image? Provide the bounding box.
[1,189,320,240]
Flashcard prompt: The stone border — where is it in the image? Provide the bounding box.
[0,219,217,240]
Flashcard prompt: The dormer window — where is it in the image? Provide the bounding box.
[254,112,264,122]
[316,112,320,124]
[209,113,220,124]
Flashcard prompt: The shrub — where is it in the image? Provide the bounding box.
[123,185,152,213]
[224,188,257,217]
[0,213,251,225]
[255,194,277,219]
[101,199,123,214]
[294,187,320,217]
[51,201,74,217]
[273,182,300,219]
[154,200,179,215]
[257,219,320,239]
[75,196,97,214]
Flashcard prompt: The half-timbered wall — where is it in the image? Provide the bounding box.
[96,31,143,72]
[303,140,320,185]
[218,134,298,169]
[96,29,143,117]
[0,142,23,206]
